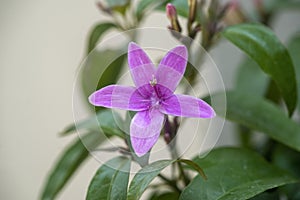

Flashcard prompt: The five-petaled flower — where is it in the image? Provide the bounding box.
[89,42,216,157]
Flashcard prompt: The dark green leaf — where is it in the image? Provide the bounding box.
[287,32,300,112]
[81,48,126,101]
[61,110,124,138]
[86,156,131,200]
[87,22,117,54]
[40,132,105,200]
[212,91,300,152]
[179,147,296,200]
[223,23,297,115]
[179,159,206,180]
[235,56,269,96]
[127,160,173,200]
[272,144,300,199]
[149,192,180,200]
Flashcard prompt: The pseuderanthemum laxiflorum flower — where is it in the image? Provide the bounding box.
[89,42,215,157]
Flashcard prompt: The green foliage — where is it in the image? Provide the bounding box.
[40,132,104,200]
[61,109,124,138]
[287,32,300,112]
[81,48,126,101]
[87,23,117,54]
[128,159,206,200]
[211,91,300,152]
[149,192,180,200]
[179,147,296,200]
[86,157,131,200]
[135,0,167,20]
[223,23,298,116]
[105,0,130,15]
[235,56,269,96]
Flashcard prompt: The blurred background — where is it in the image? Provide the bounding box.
[1,0,300,199]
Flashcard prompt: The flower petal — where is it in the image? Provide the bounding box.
[156,45,188,93]
[130,109,165,157]
[89,85,150,111]
[160,94,216,118]
[128,42,156,95]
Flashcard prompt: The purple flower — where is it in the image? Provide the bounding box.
[89,42,215,157]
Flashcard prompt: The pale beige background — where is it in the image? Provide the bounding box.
[1,0,300,199]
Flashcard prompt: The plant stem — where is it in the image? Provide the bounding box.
[158,174,181,193]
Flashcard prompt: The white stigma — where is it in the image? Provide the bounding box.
[149,75,157,87]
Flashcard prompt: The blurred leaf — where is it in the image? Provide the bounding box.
[87,22,117,54]
[272,144,300,199]
[149,192,180,200]
[287,32,300,112]
[81,48,126,101]
[235,56,269,96]
[105,0,130,14]
[127,159,205,199]
[61,110,124,138]
[249,192,280,200]
[223,23,297,116]
[127,160,173,200]
[86,156,131,200]
[179,147,296,200]
[136,0,167,20]
[211,91,300,152]
[265,0,300,12]
[40,132,104,200]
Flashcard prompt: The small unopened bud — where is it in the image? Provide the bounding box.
[164,132,172,144]
[166,3,182,32]
[223,0,247,25]
[96,2,112,15]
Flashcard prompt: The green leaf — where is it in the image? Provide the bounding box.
[235,56,269,96]
[265,0,300,12]
[149,192,180,200]
[211,91,300,152]
[81,48,126,101]
[61,110,124,138]
[287,32,300,112]
[86,156,131,200]
[127,160,173,200]
[272,144,300,199]
[127,159,206,199]
[179,147,296,200]
[105,0,130,15]
[40,132,105,200]
[87,22,117,54]
[136,0,167,20]
[223,23,297,116]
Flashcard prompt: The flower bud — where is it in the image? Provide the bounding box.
[166,3,182,32]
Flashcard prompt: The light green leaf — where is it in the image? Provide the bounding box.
[128,159,206,200]
[81,48,126,101]
[40,132,104,200]
[61,110,124,138]
[287,32,300,113]
[86,156,131,200]
[235,56,269,96]
[127,160,173,200]
[105,0,130,15]
[87,22,117,54]
[223,23,297,116]
[179,147,297,200]
[212,91,300,152]
[136,0,167,20]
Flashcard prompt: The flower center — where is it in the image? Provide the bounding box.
[149,75,157,87]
